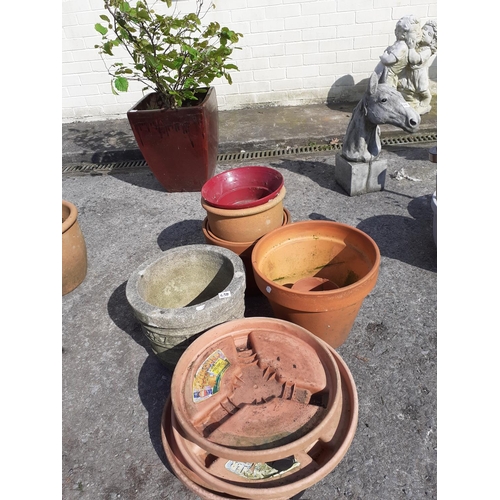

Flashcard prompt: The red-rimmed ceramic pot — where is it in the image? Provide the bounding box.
[201,166,284,209]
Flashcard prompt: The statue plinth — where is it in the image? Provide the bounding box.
[335,154,387,196]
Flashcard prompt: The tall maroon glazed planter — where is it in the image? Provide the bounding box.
[127,87,218,192]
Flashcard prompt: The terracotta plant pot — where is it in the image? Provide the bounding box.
[201,209,291,295]
[62,200,87,296]
[127,87,218,192]
[201,187,286,242]
[125,245,246,370]
[251,221,380,348]
[162,318,358,499]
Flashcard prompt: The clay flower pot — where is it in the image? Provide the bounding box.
[201,166,284,209]
[201,209,291,295]
[162,317,358,500]
[201,187,286,242]
[251,220,381,348]
[125,245,246,370]
[62,200,87,296]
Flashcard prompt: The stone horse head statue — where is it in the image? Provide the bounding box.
[341,70,421,163]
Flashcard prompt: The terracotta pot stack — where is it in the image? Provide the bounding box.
[201,166,291,295]
[162,317,358,500]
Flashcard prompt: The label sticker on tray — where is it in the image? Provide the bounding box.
[224,459,300,480]
[192,349,230,403]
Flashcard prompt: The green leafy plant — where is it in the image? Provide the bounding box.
[94,0,242,109]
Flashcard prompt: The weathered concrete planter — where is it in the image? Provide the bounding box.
[125,245,246,370]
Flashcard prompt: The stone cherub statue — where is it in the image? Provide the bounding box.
[399,20,438,114]
[376,16,437,115]
[377,15,422,89]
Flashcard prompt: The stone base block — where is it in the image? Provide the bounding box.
[335,154,387,196]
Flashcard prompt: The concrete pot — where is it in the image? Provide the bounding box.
[125,245,246,370]
[251,221,380,349]
[62,200,87,296]
[201,208,291,295]
[161,319,358,499]
[201,187,286,242]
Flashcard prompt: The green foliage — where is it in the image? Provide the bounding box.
[94,0,242,109]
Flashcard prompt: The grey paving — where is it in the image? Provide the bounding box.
[62,99,437,165]
[62,101,437,500]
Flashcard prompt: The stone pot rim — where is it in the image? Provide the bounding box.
[125,244,246,328]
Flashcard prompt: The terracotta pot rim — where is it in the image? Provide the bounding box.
[202,208,291,247]
[170,317,341,463]
[62,200,78,234]
[251,220,381,297]
[161,400,230,500]
[201,187,286,217]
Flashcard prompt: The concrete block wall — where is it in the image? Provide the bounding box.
[62,0,437,123]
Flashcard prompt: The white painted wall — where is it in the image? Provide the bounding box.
[62,0,437,123]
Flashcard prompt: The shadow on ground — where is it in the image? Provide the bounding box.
[138,355,173,471]
[309,194,436,272]
[383,144,433,161]
[270,158,344,193]
[158,219,206,251]
[107,281,151,351]
[110,170,167,192]
[356,195,436,272]
[107,281,174,469]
